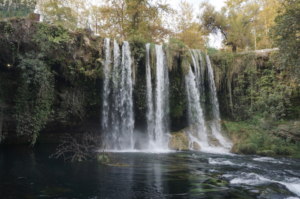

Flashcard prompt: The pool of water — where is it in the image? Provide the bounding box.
[0,144,300,198]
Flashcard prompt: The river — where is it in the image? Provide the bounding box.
[0,144,299,198]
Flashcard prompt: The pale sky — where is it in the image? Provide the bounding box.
[169,0,225,11]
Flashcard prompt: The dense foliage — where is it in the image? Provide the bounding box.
[211,51,300,121]
[225,118,300,157]
[0,0,36,18]
[271,0,300,77]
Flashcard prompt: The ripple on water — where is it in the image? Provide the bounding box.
[253,157,286,164]
[209,158,236,166]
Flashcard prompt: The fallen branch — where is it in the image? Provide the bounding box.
[50,132,102,162]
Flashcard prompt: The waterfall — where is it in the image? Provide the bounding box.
[145,44,170,150]
[101,38,111,133]
[206,55,231,148]
[191,50,205,104]
[111,39,121,143]
[102,39,134,150]
[186,51,231,150]
[190,50,200,89]
[185,66,209,149]
[119,41,134,149]
[145,44,155,144]
[198,51,206,103]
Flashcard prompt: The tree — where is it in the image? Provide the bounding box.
[40,0,77,29]
[271,0,300,77]
[252,0,281,49]
[199,0,259,52]
[92,0,172,42]
[173,0,205,49]
[38,0,90,30]
[0,0,36,19]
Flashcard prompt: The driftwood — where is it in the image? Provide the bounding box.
[50,132,102,162]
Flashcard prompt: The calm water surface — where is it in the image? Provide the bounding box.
[0,144,300,199]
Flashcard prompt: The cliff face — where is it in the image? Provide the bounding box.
[0,18,191,144]
[1,18,299,149]
[0,18,105,144]
[210,50,300,121]
[210,51,300,157]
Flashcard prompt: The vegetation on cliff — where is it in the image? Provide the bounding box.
[1,0,300,159]
[0,18,104,144]
[208,50,300,157]
[0,18,195,144]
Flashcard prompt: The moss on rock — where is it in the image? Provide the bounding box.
[169,131,189,151]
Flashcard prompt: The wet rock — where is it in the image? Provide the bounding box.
[208,135,221,147]
[169,131,189,151]
[191,142,201,150]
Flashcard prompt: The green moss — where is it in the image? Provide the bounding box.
[224,119,300,157]
[98,154,110,164]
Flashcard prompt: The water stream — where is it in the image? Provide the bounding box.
[147,44,170,151]
[102,40,134,150]
[145,44,155,148]
[185,66,209,149]
[101,38,111,133]
[206,55,232,148]
[187,51,231,151]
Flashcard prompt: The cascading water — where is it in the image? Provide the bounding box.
[145,44,155,145]
[190,50,200,90]
[206,55,232,148]
[102,39,134,150]
[102,40,229,151]
[191,49,205,104]
[101,38,111,133]
[119,41,135,149]
[185,51,231,151]
[198,50,206,101]
[145,44,170,150]
[185,66,209,149]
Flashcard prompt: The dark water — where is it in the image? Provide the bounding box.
[0,145,300,199]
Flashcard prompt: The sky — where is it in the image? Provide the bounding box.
[169,0,225,48]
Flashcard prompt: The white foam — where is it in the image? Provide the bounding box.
[209,158,235,165]
[226,172,300,196]
[101,149,176,154]
[200,147,232,155]
[230,173,270,185]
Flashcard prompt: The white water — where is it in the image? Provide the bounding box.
[185,66,209,149]
[101,38,111,133]
[145,44,155,147]
[206,55,232,148]
[184,52,231,152]
[198,50,205,97]
[190,50,205,101]
[146,45,170,150]
[226,172,300,197]
[102,40,134,150]
[190,50,201,90]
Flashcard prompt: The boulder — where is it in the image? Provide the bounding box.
[169,131,189,151]
[191,142,201,150]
